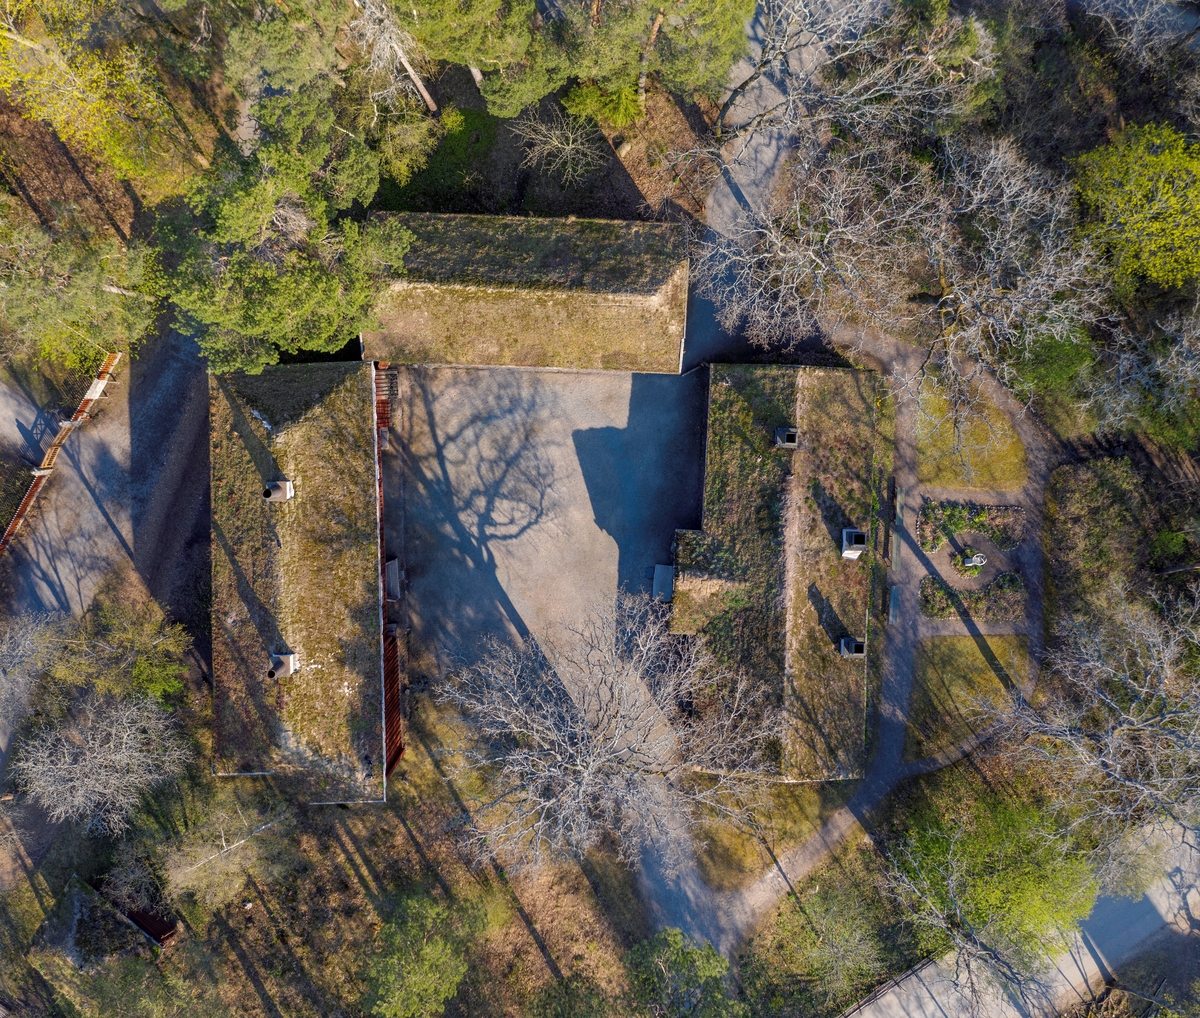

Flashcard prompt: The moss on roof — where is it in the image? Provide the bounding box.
[209,362,383,801]
[674,365,887,780]
[388,212,686,293]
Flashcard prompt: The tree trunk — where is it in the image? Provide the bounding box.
[394,43,437,113]
[638,9,665,110]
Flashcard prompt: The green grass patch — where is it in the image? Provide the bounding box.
[738,837,921,1018]
[919,572,1025,621]
[1011,334,1098,440]
[916,385,1028,490]
[694,781,860,893]
[905,636,1027,761]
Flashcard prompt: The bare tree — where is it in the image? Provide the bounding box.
[900,141,1110,471]
[714,0,891,143]
[1074,301,1200,434]
[0,612,48,735]
[696,136,948,345]
[12,695,191,835]
[712,0,994,154]
[102,838,166,916]
[1076,0,1198,68]
[700,136,1109,478]
[509,110,609,187]
[438,593,777,871]
[984,584,1200,891]
[348,0,438,113]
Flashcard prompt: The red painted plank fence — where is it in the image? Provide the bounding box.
[375,364,405,777]
[0,352,121,557]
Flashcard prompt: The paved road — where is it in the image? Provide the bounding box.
[386,365,707,675]
[847,829,1200,1018]
[0,332,211,767]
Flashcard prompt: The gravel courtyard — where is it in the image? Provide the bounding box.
[384,365,707,674]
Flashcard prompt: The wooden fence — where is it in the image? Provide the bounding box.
[0,352,121,557]
[375,364,406,777]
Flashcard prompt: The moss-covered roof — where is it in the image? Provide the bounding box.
[209,362,383,801]
[674,365,886,780]
[388,212,687,293]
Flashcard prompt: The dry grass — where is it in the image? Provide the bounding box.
[738,836,922,1018]
[915,387,1028,491]
[364,273,686,372]
[694,781,860,893]
[209,363,383,800]
[7,694,647,1017]
[596,86,718,219]
[905,636,1028,761]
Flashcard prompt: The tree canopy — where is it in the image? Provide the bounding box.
[360,892,482,1018]
[168,74,413,373]
[624,928,748,1018]
[404,0,755,117]
[889,796,1098,1000]
[1074,124,1200,290]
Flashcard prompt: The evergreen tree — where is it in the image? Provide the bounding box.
[170,77,411,373]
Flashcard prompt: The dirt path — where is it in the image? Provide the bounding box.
[639,324,1070,958]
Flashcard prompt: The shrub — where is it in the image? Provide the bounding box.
[1074,124,1200,290]
[360,892,482,1018]
[919,572,1025,621]
[624,927,747,1018]
[563,83,643,128]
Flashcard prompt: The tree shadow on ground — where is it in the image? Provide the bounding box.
[395,368,554,669]
[572,371,706,595]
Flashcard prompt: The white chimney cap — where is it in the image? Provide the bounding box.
[263,480,294,502]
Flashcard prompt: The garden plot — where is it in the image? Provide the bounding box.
[674,365,887,781]
[905,636,1028,761]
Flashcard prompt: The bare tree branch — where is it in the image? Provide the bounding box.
[12,695,191,835]
[982,584,1200,892]
[885,830,1054,1016]
[348,0,438,113]
[509,110,609,186]
[1077,0,1199,68]
[438,593,778,871]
